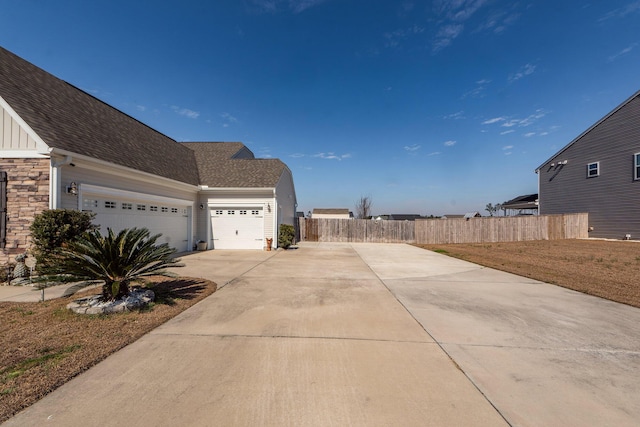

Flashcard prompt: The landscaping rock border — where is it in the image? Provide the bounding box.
[67,288,155,314]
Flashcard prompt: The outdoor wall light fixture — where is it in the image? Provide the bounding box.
[199,204,204,210]
[66,182,78,195]
[267,203,271,213]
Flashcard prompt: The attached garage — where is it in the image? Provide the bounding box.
[80,185,192,252]
[210,207,264,249]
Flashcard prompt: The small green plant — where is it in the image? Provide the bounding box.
[434,249,449,254]
[0,345,81,382]
[278,224,296,249]
[30,209,96,274]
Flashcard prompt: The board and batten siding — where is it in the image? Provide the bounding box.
[538,92,640,239]
[0,105,38,151]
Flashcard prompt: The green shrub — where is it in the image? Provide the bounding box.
[278,224,296,249]
[57,227,182,301]
[29,209,96,274]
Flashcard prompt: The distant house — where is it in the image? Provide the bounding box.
[377,214,424,221]
[442,212,481,219]
[311,208,352,219]
[536,90,640,239]
[501,194,538,216]
[0,46,297,262]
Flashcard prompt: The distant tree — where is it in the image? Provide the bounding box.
[354,195,373,219]
[485,202,502,217]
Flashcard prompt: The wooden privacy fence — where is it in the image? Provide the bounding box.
[299,217,415,243]
[298,213,588,244]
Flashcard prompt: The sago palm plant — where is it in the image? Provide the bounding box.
[58,227,183,301]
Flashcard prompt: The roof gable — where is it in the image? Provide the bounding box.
[536,90,640,171]
[183,142,287,188]
[0,46,200,185]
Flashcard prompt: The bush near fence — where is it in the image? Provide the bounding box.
[298,213,588,244]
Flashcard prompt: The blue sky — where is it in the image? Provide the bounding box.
[1,1,639,216]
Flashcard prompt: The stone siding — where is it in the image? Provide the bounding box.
[1,158,50,265]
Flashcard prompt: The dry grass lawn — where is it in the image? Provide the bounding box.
[0,276,216,423]
[417,239,640,308]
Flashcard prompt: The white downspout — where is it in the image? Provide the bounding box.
[272,189,278,249]
[49,155,73,209]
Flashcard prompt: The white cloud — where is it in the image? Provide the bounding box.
[462,79,491,99]
[289,0,327,13]
[608,43,638,62]
[384,25,425,48]
[523,132,536,137]
[249,0,328,13]
[599,1,640,21]
[443,111,465,120]
[518,109,548,126]
[221,112,239,127]
[500,129,515,135]
[444,140,457,147]
[509,63,537,83]
[476,6,521,34]
[428,151,442,156]
[502,145,513,150]
[136,105,146,112]
[221,112,238,123]
[313,152,351,161]
[171,106,200,119]
[433,24,464,52]
[404,144,421,152]
[482,116,506,125]
[289,153,305,158]
[432,0,489,52]
[485,109,548,129]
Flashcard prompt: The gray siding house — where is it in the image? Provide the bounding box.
[536,90,640,239]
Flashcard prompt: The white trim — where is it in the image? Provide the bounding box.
[0,150,48,158]
[207,202,267,208]
[49,148,198,192]
[587,161,600,178]
[0,95,50,154]
[80,184,194,206]
[634,153,640,181]
[199,186,275,194]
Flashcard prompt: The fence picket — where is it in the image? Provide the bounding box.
[299,213,588,244]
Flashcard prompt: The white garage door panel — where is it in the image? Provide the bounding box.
[211,208,263,249]
[83,198,189,252]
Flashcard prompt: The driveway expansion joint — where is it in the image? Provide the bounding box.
[153,331,435,344]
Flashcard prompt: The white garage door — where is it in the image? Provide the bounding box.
[83,197,190,252]
[211,207,264,249]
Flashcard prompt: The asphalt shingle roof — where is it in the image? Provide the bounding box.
[0,46,200,185]
[182,142,286,187]
[0,47,288,189]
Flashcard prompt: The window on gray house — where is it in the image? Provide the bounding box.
[587,162,599,178]
[635,153,640,180]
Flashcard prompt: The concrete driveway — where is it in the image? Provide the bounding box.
[4,243,640,426]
